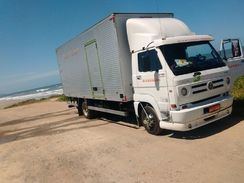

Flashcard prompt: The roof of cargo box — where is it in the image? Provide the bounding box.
[126,18,194,52]
[84,13,174,34]
[56,13,174,51]
[87,13,174,29]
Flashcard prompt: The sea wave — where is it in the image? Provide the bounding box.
[0,89,63,102]
[36,88,49,92]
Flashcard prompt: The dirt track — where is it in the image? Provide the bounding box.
[0,100,244,183]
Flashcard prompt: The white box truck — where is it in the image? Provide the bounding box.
[56,13,233,135]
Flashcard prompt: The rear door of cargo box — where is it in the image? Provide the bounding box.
[84,40,105,99]
[86,16,124,101]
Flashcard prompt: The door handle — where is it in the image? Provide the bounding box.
[136,75,142,80]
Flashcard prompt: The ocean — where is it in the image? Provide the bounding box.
[0,83,63,103]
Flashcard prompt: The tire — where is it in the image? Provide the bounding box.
[141,106,162,135]
[82,102,96,119]
[77,106,83,116]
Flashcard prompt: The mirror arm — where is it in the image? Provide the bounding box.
[222,44,227,60]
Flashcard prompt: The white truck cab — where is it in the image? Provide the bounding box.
[127,18,233,134]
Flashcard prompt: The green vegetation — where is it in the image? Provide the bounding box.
[56,95,69,102]
[4,98,47,109]
[231,76,244,116]
[231,76,244,100]
[231,77,244,116]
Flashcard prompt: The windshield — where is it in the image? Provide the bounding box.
[160,41,226,76]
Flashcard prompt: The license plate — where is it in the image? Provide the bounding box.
[208,104,220,113]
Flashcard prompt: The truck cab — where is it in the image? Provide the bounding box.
[127,18,233,134]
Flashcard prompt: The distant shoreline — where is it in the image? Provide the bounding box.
[0,99,26,109]
[0,83,62,98]
[0,94,65,110]
[0,83,63,109]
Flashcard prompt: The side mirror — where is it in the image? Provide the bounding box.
[220,39,243,60]
[231,40,241,57]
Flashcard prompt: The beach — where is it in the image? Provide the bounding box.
[0,99,244,183]
[0,83,63,109]
[0,99,25,109]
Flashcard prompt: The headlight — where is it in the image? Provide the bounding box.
[226,77,230,85]
[181,87,188,96]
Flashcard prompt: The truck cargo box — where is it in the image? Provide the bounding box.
[56,13,173,102]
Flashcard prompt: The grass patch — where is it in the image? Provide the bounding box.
[4,98,47,109]
[56,95,69,102]
[231,76,244,100]
[230,76,244,116]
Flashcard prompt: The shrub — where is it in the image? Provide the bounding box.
[231,76,244,100]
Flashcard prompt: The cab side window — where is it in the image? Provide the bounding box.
[138,50,162,72]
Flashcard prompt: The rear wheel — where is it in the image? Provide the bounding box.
[82,101,96,119]
[141,106,162,135]
[76,99,83,116]
[77,106,83,116]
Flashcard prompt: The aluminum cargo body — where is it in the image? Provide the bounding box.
[56,13,173,102]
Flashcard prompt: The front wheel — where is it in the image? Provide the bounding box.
[141,106,162,135]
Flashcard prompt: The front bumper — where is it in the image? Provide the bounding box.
[159,96,233,131]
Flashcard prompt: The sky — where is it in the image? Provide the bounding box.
[0,0,244,95]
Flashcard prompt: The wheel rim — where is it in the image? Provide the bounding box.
[143,113,156,131]
[82,103,89,116]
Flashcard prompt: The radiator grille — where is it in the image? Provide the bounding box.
[191,78,224,94]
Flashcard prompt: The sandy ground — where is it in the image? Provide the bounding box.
[0,99,26,109]
[0,100,244,183]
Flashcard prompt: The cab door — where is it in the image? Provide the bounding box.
[133,48,169,112]
[220,39,244,85]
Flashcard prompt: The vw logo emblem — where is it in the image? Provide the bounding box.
[208,82,214,90]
